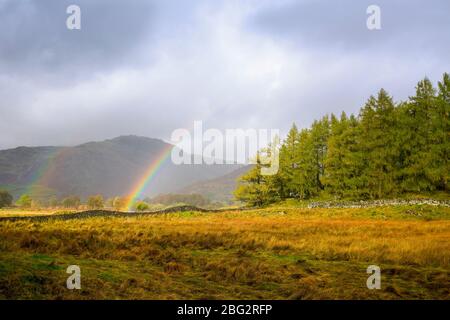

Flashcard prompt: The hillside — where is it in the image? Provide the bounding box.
[177,165,253,203]
[0,136,241,200]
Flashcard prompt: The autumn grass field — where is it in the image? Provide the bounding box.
[0,205,449,300]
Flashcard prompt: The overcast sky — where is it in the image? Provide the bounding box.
[0,0,449,149]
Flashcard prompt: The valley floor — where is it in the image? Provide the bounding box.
[0,205,449,299]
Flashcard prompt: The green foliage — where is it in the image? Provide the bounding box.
[135,201,150,212]
[87,195,104,209]
[16,194,32,208]
[0,189,13,208]
[358,89,398,198]
[323,113,365,198]
[235,73,450,205]
[396,78,438,192]
[234,152,278,206]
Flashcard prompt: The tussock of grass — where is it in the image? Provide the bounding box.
[0,205,449,299]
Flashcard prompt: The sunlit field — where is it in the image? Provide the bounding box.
[0,205,449,300]
[0,208,79,217]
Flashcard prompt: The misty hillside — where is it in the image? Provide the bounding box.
[177,165,253,203]
[0,136,241,200]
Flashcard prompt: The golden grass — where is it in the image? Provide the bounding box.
[0,208,79,217]
[0,205,449,299]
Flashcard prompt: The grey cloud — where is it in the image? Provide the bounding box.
[0,0,448,150]
[247,0,450,57]
[0,0,155,82]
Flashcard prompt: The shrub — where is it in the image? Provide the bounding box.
[87,195,104,209]
[135,201,150,212]
[62,196,81,209]
[16,194,32,208]
[0,190,13,208]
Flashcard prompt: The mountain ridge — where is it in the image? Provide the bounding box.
[0,135,242,200]
[177,165,253,204]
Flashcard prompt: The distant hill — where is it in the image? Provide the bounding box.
[177,165,253,204]
[0,136,241,200]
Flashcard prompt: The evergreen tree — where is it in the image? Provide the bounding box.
[358,89,397,198]
[398,78,437,192]
[309,116,330,193]
[432,73,450,191]
[234,152,277,206]
[323,113,365,199]
[234,73,450,206]
[324,113,348,197]
[292,129,317,198]
[278,123,300,198]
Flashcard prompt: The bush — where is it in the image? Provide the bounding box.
[16,194,32,208]
[0,190,13,208]
[62,196,81,209]
[87,195,104,209]
[135,201,150,212]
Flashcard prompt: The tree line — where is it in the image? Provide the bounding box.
[235,73,449,206]
[147,193,210,207]
[0,190,211,211]
[0,192,106,210]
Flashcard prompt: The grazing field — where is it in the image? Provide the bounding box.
[0,205,449,300]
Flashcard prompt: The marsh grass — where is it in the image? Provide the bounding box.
[0,205,449,299]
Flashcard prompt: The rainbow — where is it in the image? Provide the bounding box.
[124,144,174,211]
[24,147,67,195]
